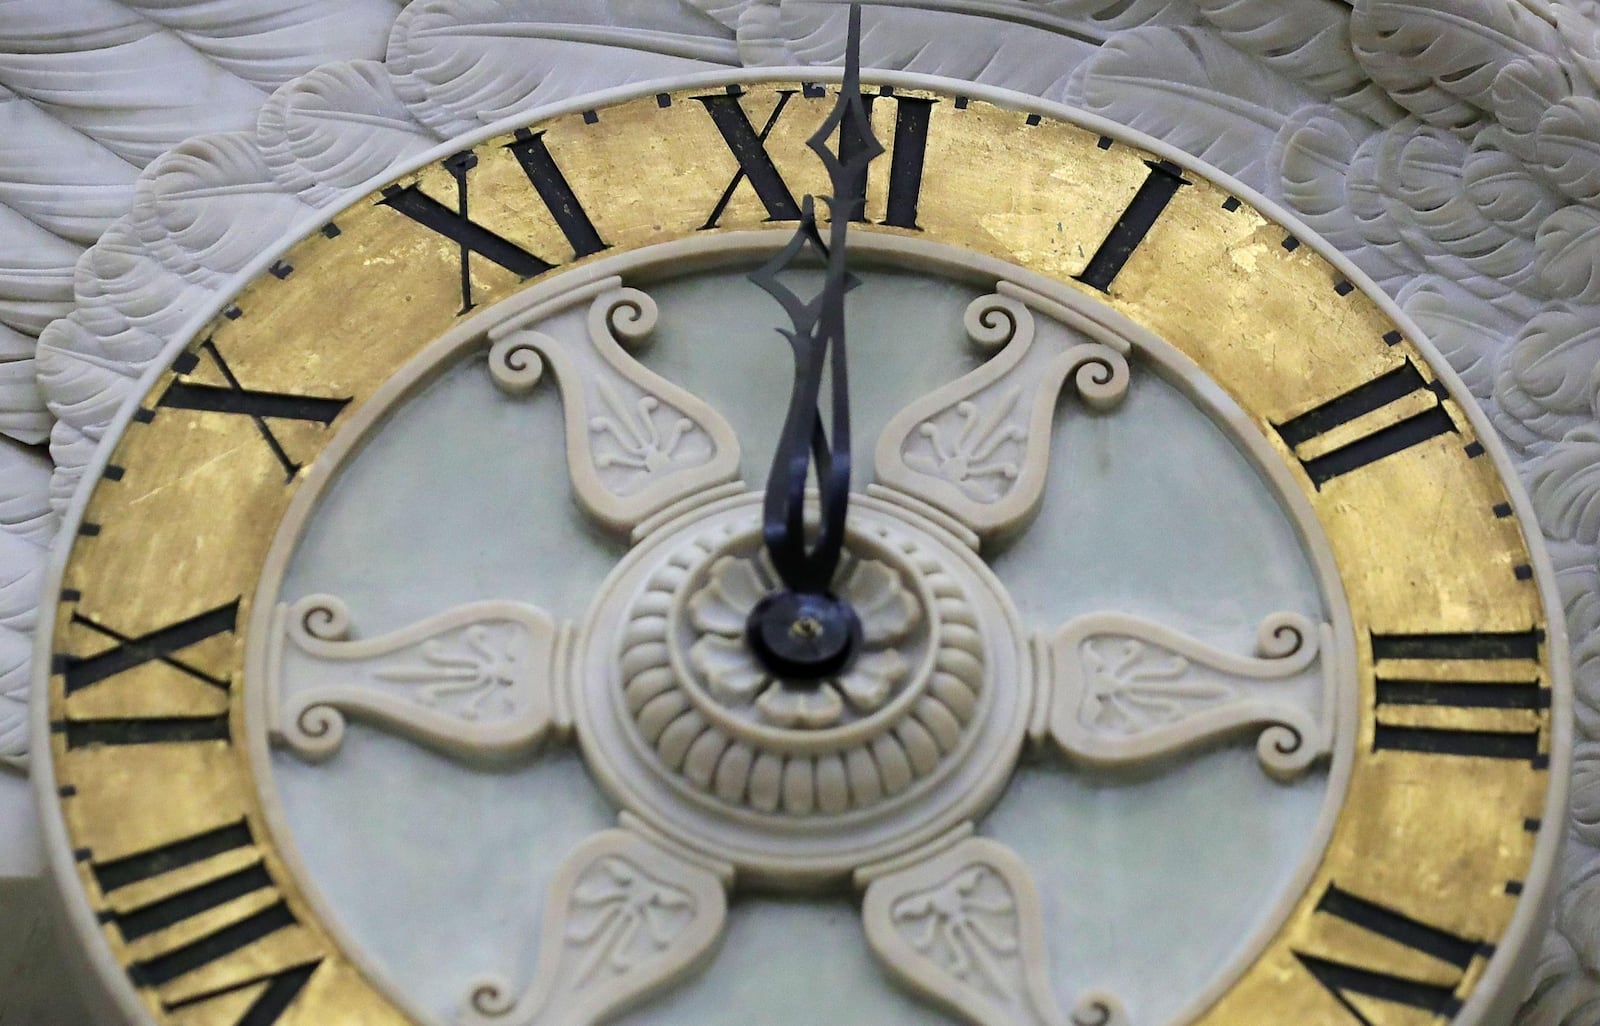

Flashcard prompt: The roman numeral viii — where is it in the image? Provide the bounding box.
[380,131,610,313]
[54,600,239,748]
[157,341,351,481]
[90,819,319,1020]
[1273,360,1458,488]
[696,87,936,230]
[1296,885,1484,1025]
[1372,629,1548,766]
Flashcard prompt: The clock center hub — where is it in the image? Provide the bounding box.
[573,491,1032,882]
[746,589,862,681]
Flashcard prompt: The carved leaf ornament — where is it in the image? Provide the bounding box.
[7,1,1600,1024]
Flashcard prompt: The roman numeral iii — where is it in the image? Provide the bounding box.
[1372,629,1548,766]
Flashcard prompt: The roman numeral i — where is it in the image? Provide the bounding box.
[1075,159,1191,293]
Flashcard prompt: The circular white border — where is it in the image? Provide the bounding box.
[237,232,1359,1026]
[29,69,1567,1026]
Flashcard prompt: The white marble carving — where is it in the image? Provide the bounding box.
[387,1,741,138]
[10,0,1600,1021]
[1038,611,1334,781]
[0,439,50,770]
[876,288,1130,542]
[269,593,570,764]
[0,0,400,449]
[488,286,742,534]
[687,551,923,730]
[608,506,987,822]
[461,823,730,1026]
[862,833,1129,1026]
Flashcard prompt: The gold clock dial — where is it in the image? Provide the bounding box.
[38,80,1565,1026]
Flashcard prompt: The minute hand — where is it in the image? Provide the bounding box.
[757,10,882,596]
[762,204,852,594]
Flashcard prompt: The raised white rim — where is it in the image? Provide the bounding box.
[30,67,1569,1026]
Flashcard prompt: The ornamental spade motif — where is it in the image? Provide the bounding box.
[262,16,1343,1024]
[264,281,1343,1026]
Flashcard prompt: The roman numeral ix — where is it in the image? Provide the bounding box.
[1372,628,1548,766]
[696,87,936,230]
[90,819,319,1020]
[380,131,611,313]
[1273,360,1459,488]
[157,341,351,481]
[1296,885,1483,1025]
[55,600,239,748]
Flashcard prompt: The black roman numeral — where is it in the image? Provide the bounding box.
[1075,160,1190,292]
[56,600,238,749]
[1372,629,1547,765]
[1273,360,1458,488]
[91,820,319,1019]
[63,601,239,695]
[1296,885,1482,1024]
[697,89,805,228]
[852,93,936,229]
[505,129,611,262]
[157,341,351,481]
[381,138,610,313]
[696,89,937,231]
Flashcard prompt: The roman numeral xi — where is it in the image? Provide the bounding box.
[380,131,611,313]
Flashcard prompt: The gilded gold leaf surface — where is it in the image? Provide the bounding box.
[43,82,1560,1026]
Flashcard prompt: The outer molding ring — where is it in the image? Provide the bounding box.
[31,69,1566,1026]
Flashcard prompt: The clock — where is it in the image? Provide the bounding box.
[32,58,1569,1026]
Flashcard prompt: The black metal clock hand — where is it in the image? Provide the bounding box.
[745,4,883,679]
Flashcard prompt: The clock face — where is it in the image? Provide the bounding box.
[35,78,1567,1026]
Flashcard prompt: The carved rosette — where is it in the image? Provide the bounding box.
[615,516,987,819]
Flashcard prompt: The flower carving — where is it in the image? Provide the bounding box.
[687,554,921,730]
[375,625,521,719]
[1082,637,1232,734]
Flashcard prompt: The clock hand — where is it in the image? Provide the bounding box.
[745,4,883,679]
